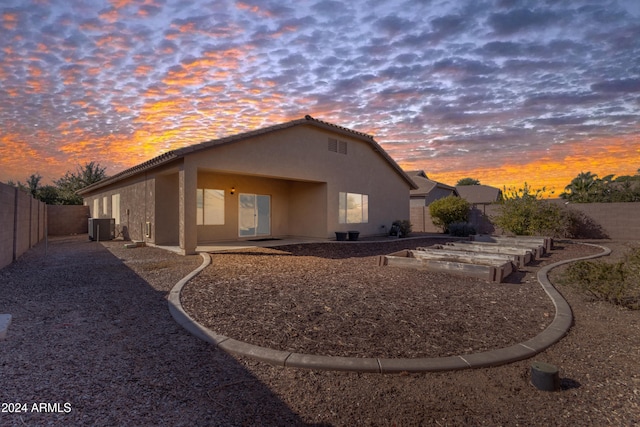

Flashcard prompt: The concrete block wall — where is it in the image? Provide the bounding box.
[411,200,640,241]
[409,206,441,233]
[411,205,496,234]
[0,182,47,270]
[0,183,17,269]
[48,205,90,236]
[558,201,640,240]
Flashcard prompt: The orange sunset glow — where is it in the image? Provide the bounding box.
[1,0,639,192]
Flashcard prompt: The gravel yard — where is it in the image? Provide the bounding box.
[1,235,638,426]
[182,238,568,359]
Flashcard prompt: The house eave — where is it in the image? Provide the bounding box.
[77,115,418,195]
[77,151,181,195]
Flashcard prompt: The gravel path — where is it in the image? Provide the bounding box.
[1,235,638,426]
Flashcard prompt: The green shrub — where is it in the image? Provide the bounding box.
[448,222,476,237]
[492,183,574,237]
[561,248,640,309]
[429,196,470,233]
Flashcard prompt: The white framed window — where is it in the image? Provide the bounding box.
[339,192,368,224]
[102,197,108,215]
[197,188,225,225]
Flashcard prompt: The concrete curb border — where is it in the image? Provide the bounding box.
[168,242,611,373]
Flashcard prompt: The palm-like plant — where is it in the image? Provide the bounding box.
[561,171,600,202]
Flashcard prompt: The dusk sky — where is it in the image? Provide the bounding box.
[1,0,639,193]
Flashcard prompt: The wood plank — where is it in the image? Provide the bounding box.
[411,248,517,268]
[471,235,553,252]
[451,240,543,259]
[437,242,534,264]
[416,246,526,267]
[379,253,513,283]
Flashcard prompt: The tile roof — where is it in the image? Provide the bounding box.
[455,184,503,204]
[79,116,417,194]
[407,170,456,196]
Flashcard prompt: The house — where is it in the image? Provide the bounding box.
[78,116,418,254]
[455,185,503,206]
[407,170,459,233]
[408,170,458,206]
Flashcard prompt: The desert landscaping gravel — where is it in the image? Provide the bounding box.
[1,235,638,426]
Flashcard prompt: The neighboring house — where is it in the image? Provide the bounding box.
[408,170,458,207]
[455,185,502,206]
[78,115,417,254]
[407,170,459,233]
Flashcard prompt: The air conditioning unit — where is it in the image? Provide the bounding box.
[88,218,115,241]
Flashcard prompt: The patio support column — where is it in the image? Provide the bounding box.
[179,162,197,255]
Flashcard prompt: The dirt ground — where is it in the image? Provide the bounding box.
[1,236,638,426]
[182,239,588,359]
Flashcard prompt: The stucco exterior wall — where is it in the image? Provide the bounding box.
[287,181,327,238]
[80,122,411,252]
[83,170,165,242]
[197,173,285,241]
[155,172,180,245]
[185,124,410,238]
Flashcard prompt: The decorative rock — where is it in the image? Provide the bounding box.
[531,361,560,391]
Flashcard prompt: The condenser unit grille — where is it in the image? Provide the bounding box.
[88,218,115,241]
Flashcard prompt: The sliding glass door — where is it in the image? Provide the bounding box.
[239,193,271,237]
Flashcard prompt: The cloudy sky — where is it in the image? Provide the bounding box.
[1,0,639,193]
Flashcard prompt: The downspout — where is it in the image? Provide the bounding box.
[143,171,148,243]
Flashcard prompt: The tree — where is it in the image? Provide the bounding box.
[429,195,471,233]
[6,163,106,204]
[560,171,601,202]
[54,162,107,205]
[494,183,571,237]
[456,177,480,186]
[37,185,61,205]
[24,173,43,198]
[561,170,640,203]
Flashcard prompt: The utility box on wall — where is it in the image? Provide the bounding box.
[88,218,115,241]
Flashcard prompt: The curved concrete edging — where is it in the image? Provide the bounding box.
[168,242,611,373]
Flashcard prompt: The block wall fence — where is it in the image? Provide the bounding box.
[47,205,90,236]
[411,201,640,241]
[0,182,47,270]
[0,183,91,270]
[2,181,639,271]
